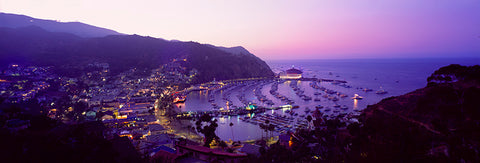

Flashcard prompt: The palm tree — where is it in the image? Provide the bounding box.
[306,115,312,131]
[259,123,265,139]
[218,140,228,151]
[268,124,275,140]
[229,122,234,141]
[265,120,270,138]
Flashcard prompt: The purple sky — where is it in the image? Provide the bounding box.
[1,0,479,60]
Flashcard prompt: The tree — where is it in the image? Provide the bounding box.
[195,114,219,147]
[218,140,228,151]
[268,124,275,140]
[229,122,234,141]
[265,120,270,138]
[157,91,175,117]
[306,115,312,130]
[187,125,192,137]
[259,123,265,139]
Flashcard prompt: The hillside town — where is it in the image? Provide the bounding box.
[2,58,480,162]
[0,58,272,162]
[0,56,365,162]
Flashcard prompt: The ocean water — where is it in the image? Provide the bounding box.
[177,58,479,141]
[269,58,480,96]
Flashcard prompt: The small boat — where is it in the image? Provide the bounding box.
[363,88,373,92]
[302,96,312,101]
[352,94,363,100]
[376,87,388,94]
[331,97,339,101]
[326,90,337,94]
[341,105,348,110]
[304,107,311,113]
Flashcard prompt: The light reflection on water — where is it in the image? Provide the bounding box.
[353,99,358,110]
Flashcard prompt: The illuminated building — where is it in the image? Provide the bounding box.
[173,95,186,103]
[279,66,302,79]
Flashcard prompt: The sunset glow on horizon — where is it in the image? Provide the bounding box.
[1,0,479,60]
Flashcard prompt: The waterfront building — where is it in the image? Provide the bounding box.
[279,66,303,79]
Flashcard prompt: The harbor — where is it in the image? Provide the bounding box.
[174,76,390,141]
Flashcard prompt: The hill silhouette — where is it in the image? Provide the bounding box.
[0,12,121,38]
[0,26,274,83]
[354,64,480,162]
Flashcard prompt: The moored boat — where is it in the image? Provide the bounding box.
[315,105,324,109]
[376,87,388,94]
[363,88,373,92]
[352,94,363,100]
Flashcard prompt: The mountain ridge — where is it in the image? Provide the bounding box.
[0,12,122,38]
[0,25,274,83]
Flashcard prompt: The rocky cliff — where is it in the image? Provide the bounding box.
[354,64,480,162]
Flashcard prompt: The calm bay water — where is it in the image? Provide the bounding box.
[269,58,479,96]
[176,58,479,141]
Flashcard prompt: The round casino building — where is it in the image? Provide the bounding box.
[279,66,303,79]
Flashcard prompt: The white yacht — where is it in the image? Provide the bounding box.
[352,94,363,99]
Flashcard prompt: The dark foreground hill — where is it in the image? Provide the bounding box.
[355,64,480,162]
[0,26,274,83]
[0,112,142,162]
